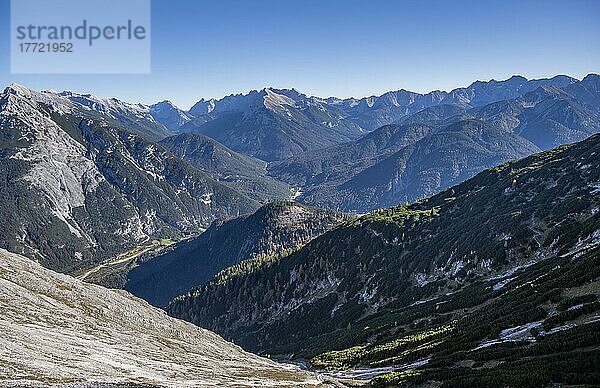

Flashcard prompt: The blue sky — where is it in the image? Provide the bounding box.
[0,0,599,108]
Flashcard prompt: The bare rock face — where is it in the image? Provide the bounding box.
[0,249,328,387]
[0,84,259,274]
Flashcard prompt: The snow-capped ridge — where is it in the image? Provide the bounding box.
[1,83,76,115]
[4,82,35,96]
[263,88,301,112]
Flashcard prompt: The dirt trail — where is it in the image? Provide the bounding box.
[77,241,159,281]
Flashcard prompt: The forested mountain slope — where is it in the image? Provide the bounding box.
[168,134,600,386]
[125,201,351,307]
[160,132,292,202]
[287,119,540,211]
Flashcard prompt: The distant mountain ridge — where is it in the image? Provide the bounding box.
[163,74,582,159]
[269,74,600,211]
[101,74,575,162]
[439,74,577,108]
[183,74,578,131]
[18,74,594,165]
[55,89,174,142]
[183,88,365,161]
[149,100,192,132]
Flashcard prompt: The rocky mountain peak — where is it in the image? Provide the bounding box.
[149,100,191,131]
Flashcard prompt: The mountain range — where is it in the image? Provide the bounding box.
[268,75,600,211]
[168,133,600,386]
[1,74,598,273]
[165,74,600,212]
[183,88,365,161]
[162,74,585,158]
[1,74,599,385]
